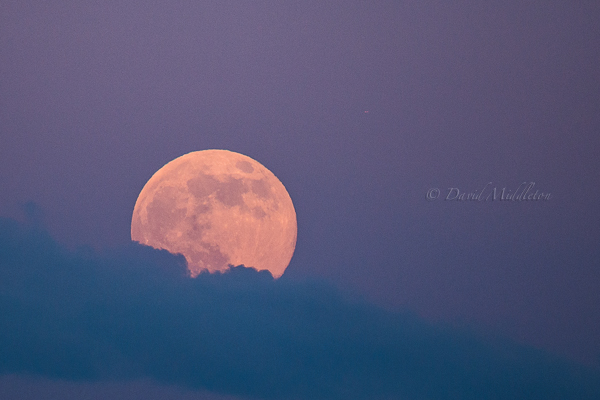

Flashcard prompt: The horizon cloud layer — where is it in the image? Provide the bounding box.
[0,217,598,400]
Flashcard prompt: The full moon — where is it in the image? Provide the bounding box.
[131,150,297,278]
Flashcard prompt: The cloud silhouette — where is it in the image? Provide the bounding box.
[0,217,598,400]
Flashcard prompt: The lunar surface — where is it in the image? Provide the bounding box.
[131,150,297,278]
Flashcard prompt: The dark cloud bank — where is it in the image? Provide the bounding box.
[0,217,598,400]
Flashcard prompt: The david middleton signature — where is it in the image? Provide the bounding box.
[426,182,551,202]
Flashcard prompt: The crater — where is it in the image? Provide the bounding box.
[215,177,247,207]
[252,206,267,219]
[251,178,271,199]
[186,215,210,241]
[194,202,212,215]
[236,160,254,173]
[187,174,220,199]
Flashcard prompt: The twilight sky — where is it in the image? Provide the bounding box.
[1,1,599,399]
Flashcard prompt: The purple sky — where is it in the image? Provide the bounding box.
[1,1,599,398]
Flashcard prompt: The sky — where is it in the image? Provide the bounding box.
[1,1,599,399]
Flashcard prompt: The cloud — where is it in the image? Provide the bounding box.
[0,217,598,400]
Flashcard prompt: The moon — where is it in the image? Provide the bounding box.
[131,150,297,278]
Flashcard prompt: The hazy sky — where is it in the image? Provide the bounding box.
[1,1,599,399]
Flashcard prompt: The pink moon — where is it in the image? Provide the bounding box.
[131,150,297,278]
